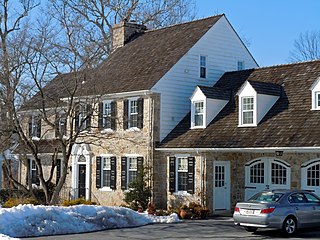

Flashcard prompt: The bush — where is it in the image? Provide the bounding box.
[2,197,39,208]
[123,166,151,211]
[62,198,96,206]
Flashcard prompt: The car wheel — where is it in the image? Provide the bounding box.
[282,216,297,235]
[244,226,257,232]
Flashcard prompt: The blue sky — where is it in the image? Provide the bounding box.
[196,0,320,67]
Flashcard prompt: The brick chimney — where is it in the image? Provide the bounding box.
[112,20,147,52]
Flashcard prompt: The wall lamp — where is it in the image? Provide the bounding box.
[275,151,283,156]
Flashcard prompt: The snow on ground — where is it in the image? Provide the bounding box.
[0,204,181,239]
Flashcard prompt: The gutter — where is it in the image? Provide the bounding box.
[155,147,320,153]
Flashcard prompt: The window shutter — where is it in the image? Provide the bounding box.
[187,157,195,194]
[86,104,92,130]
[96,156,101,189]
[35,164,40,186]
[123,100,128,130]
[36,117,41,138]
[169,157,176,193]
[98,102,103,129]
[28,116,32,137]
[121,157,127,190]
[110,156,117,190]
[75,104,80,132]
[137,157,144,176]
[27,159,30,183]
[137,98,144,129]
[56,159,61,185]
[111,101,117,130]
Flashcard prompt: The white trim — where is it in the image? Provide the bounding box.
[156,147,320,153]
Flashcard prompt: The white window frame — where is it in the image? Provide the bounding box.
[128,97,139,129]
[175,155,190,194]
[199,55,207,79]
[239,96,256,126]
[127,157,138,186]
[78,103,90,131]
[194,101,204,127]
[102,101,112,130]
[101,156,112,190]
[30,115,41,138]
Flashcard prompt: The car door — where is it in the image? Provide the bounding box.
[288,193,312,227]
[303,192,320,226]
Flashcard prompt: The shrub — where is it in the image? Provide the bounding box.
[2,197,39,208]
[62,198,96,206]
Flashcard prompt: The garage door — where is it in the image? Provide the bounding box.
[245,158,291,200]
[301,159,320,197]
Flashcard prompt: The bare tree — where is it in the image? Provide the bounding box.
[289,30,320,62]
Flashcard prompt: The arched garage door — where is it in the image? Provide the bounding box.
[245,158,291,200]
[302,159,320,196]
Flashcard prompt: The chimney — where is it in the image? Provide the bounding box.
[112,20,147,52]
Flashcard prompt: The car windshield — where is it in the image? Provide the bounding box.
[249,192,283,203]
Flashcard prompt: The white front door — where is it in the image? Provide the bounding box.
[245,158,291,200]
[214,161,230,210]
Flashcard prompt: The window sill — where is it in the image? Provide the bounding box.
[31,137,40,141]
[100,129,114,134]
[126,127,141,132]
[99,187,113,192]
[173,191,191,196]
[238,124,257,127]
[191,126,205,129]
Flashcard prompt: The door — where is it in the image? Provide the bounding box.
[214,161,230,210]
[245,158,290,200]
[78,164,86,198]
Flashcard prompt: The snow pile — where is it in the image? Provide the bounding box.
[0,204,181,238]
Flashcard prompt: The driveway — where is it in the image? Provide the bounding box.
[22,217,320,240]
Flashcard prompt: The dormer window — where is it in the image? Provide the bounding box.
[200,55,207,78]
[310,78,320,110]
[316,92,320,109]
[241,97,254,125]
[194,101,204,127]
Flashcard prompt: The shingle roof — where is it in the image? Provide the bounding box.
[23,15,223,110]
[160,60,320,149]
[198,86,231,100]
[246,80,282,96]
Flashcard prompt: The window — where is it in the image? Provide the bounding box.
[123,98,143,130]
[169,156,195,194]
[242,97,254,125]
[28,115,41,138]
[271,163,287,185]
[200,55,207,78]
[56,113,67,137]
[307,164,320,186]
[75,103,91,131]
[29,159,39,186]
[129,100,138,128]
[194,102,204,127]
[317,92,320,108]
[250,162,264,184]
[121,156,143,190]
[304,193,320,203]
[238,61,245,70]
[103,102,112,129]
[96,156,116,190]
[99,101,116,130]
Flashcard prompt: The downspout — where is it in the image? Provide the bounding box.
[147,93,154,203]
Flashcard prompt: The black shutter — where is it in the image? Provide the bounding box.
[137,157,144,176]
[169,157,176,193]
[187,157,195,194]
[110,157,117,190]
[121,157,127,190]
[137,98,144,129]
[98,102,103,129]
[35,164,40,186]
[56,159,61,185]
[28,116,32,137]
[123,100,128,130]
[37,117,41,138]
[86,104,92,130]
[75,104,80,132]
[96,156,101,189]
[111,101,117,130]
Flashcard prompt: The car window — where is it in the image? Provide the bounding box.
[304,193,320,203]
[288,193,307,203]
[249,192,283,203]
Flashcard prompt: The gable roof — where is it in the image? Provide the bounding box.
[23,15,224,110]
[198,86,231,100]
[244,80,282,96]
[160,60,320,149]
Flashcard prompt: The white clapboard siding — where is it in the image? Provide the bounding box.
[152,15,258,140]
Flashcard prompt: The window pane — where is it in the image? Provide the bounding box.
[271,163,287,185]
[243,98,254,110]
[243,111,253,124]
[250,162,264,184]
[200,67,206,78]
[130,100,138,114]
[307,164,320,186]
[178,158,188,171]
[178,172,188,191]
[200,56,206,78]
[194,102,204,126]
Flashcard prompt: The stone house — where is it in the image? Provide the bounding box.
[12,14,257,206]
[156,60,320,214]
